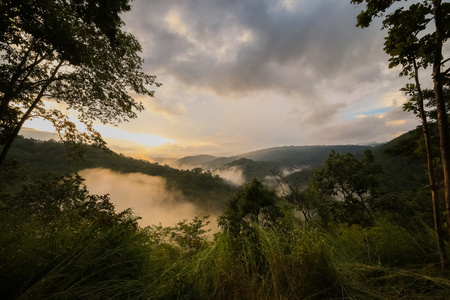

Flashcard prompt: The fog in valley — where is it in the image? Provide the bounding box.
[79,168,220,232]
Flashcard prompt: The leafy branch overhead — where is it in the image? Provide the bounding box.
[0,0,161,165]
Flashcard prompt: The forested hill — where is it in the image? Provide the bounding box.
[176,145,376,183]
[177,144,372,170]
[3,136,236,211]
[5,129,427,200]
[373,126,429,195]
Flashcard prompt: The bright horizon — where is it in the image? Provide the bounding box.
[24,0,425,161]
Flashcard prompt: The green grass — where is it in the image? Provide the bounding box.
[3,216,450,299]
[2,184,449,299]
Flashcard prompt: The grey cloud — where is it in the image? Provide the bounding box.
[311,107,419,144]
[124,0,387,98]
[288,101,347,127]
[148,97,187,116]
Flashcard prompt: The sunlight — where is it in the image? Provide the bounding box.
[95,125,176,147]
[165,9,188,36]
[386,120,406,126]
[24,118,56,133]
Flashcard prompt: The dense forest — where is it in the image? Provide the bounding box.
[2,128,450,299]
[2,0,450,299]
[2,136,236,213]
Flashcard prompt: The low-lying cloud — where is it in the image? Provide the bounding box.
[79,168,219,232]
[213,166,246,186]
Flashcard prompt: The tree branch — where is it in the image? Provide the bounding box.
[0,59,64,166]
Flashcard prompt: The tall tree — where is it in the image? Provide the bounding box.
[378,2,448,269]
[351,0,450,262]
[0,0,160,165]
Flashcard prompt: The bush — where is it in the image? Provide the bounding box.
[0,173,154,299]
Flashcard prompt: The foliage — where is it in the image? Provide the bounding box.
[0,0,161,164]
[2,162,450,298]
[312,149,383,225]
[218,179,282,239]
[146,216,212,253]
[5,136,236,210]
[0,172,150,299]
[351,0,450,269]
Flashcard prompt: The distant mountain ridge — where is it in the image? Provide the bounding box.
[176,144,375,170]
[177,155,220,166]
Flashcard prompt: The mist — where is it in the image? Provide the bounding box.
[213,166,246,186]
[79,168,220,231]
[169,160,247,187]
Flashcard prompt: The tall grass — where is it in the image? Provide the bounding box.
[3,211,450,299]
[13,222,155,300]
[167,219,450,300]
[173,225,347,300]
[321,219,450,299]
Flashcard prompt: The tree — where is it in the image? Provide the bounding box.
[218,179,282,239]
[0,0,161,166]
[351,0,450,267]
[272,168,314,221]
[403,84,448,268]
[312,149,382,225]
[0,172,153,299]
[378,2,448,268]
[217,179,283,275]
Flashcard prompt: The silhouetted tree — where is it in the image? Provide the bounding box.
[0,0,160,165]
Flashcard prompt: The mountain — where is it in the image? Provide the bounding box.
[2,136,237,212]
[176,155,240,170]
[177,155,220,167]
[240,145,372,166]
[176,144,375,183]
[372,126,427,194]
[4,128,427,201]
[177,145,372,170]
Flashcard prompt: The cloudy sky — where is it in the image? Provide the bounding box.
[26,0,425,160]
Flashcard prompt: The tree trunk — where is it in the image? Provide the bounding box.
[0,60,63,167]
[413,59,448,269]
[432,0,450,239]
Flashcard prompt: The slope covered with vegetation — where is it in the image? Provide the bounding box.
[2,128,450,299]
[3,136,236,211]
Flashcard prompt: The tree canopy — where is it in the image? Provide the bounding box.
[0,0,161,165]
[218,179,282,239]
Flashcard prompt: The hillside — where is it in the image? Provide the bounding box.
[4,130,427,201]
[239,144,371,165]
[3,136,236,212]
[177,155,219,166]
[177,144,371,169]
[176,144,375,183]
[372,127,427,194]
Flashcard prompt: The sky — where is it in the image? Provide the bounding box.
[25,0,426,161]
